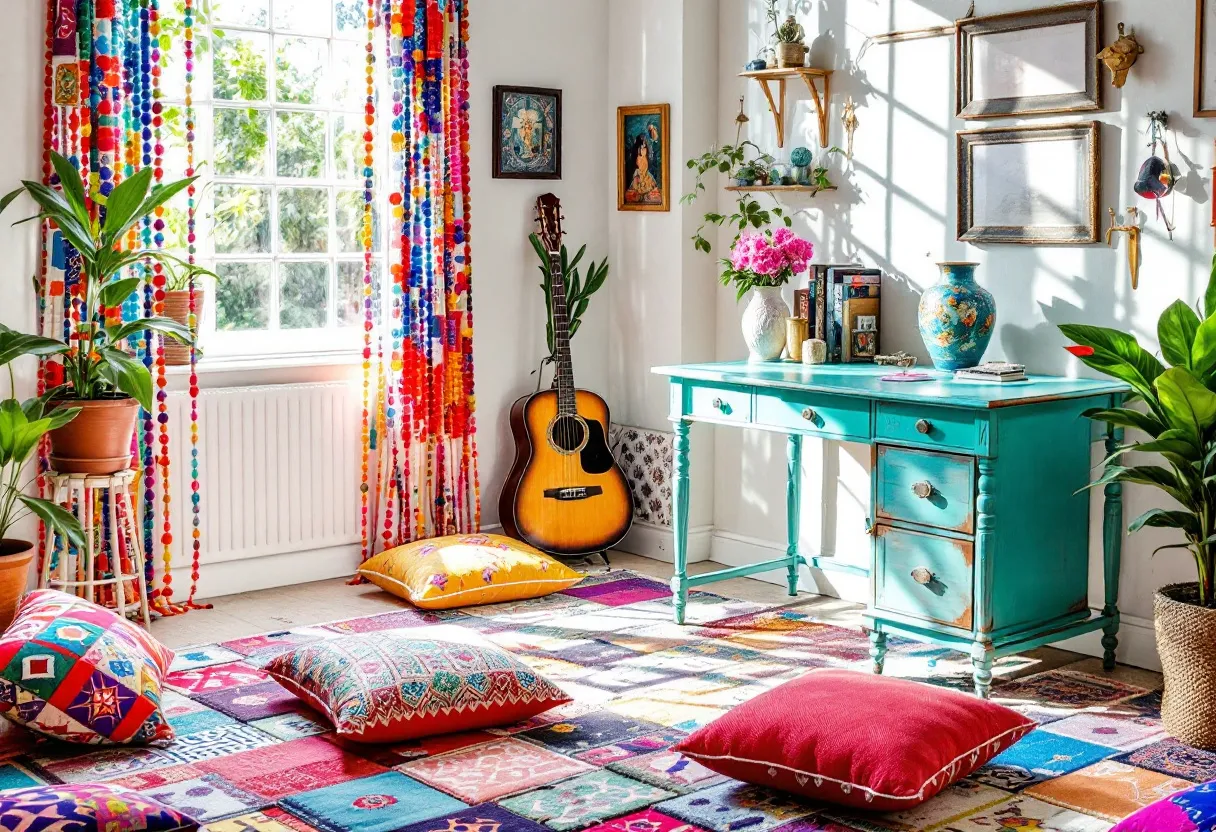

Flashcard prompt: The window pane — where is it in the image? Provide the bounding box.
[335,0,364,35]
[333,115,363,182]
[336,260,368,327]
[213,31,270,102]
[275,36,327,105]
[273,0,330,36]
[213,185,271,254]
[278,187,329,253]
[212,0,269,27]
[335,190,380,254]
[215,107,270,176]
[276,111,326,178]
[216,262,271,331]
[280,262,329,329]
[159,104,192,180]
[158,191,192,254]
[331,41,365,111]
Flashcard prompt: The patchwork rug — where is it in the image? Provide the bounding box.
[0,570,1183,831]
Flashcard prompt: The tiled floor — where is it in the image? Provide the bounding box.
[150,551,1162,689]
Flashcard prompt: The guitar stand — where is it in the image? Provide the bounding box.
[556,551,611,572]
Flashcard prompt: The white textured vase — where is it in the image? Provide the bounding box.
[741,286,790,362]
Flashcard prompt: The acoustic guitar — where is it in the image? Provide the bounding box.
[499,194,633,556]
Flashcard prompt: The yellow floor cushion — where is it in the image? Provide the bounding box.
[356,533,583,609]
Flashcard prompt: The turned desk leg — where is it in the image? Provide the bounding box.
[1102,424,1124,671]
[785,433,802,597]
[868,629,887,674]
[670,419,691,625]
[974,458,997,699]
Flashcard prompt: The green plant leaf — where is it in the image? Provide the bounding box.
[1059,324,1165,404]
[1156,367,1216,444]
[0,329,69,368]
[106,316,194,346]
[99,277,142,310]
[1128,507,1201,536]
[0,186,25,219]
[101,166,154,242]
[17,495,83,551]
[48,151,90,229]
[1159,300,1202,369]
[98,347,153,410]
[1080,407,1165,437]
[1193,314,1216,381]
[1206,252,1216,320]
[122,176,198,243]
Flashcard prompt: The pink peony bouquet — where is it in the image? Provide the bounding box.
[721,227,814,300]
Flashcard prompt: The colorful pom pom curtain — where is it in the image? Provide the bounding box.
[39,0,206,615]
[360,0,480,560]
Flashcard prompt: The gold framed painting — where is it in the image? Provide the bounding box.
[1198,0,1216,116]
[617,104,670,212]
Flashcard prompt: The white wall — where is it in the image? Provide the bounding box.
[0,0,614,596]
[705,0,1215,669]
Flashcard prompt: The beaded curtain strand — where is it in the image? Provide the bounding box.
[358,0,478,563]
[38,0,207,615]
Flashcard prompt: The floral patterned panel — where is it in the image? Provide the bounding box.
[610,426,674,527]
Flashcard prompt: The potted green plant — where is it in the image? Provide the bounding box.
[682,142,792,255]
[0,152,203,474]
[162,266,214,367]
[1060,262,1216,748]
[0,325,86,628]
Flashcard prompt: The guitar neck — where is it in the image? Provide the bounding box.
[548,251,576,415]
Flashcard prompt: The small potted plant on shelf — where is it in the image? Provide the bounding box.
[0,325,86,628]
[1,152,204,474]
[162,266,214,366]
[1060,261,1216,748]
[723,226,814,362]
[683,142,792,255]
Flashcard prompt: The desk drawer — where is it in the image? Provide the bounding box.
[876,446,975,534]
[874,525,974,631]
[755,390,870,439]
[875,402,978,452]
[689,384,752,423]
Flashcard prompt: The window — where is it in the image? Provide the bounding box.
[158,0,385,358]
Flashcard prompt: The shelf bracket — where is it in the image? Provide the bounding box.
[754,77,787,148]
[798,70,831,149]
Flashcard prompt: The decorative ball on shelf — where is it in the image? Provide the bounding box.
[790,147,812,167]
[746,59,768,71]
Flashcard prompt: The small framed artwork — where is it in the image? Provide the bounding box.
[492,86,561,179]
[957,122,1100,245]
[618,104,670,211]
[1197,0,1216,116]
[956,2,1101,119]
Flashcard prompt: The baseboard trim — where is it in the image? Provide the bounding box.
[1055,613,1159,673]
[174,543,363,601]
[616,522,712,564]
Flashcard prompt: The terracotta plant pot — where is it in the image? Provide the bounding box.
[777,42,807,68]
[163,288,205,366]
[1156,583,1216,748]
[0,541,34,632]
[49,397,140,474]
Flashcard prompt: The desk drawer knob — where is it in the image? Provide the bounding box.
[911,481,934,499]
[801,407,817,422]
[911,567,935,585]
[915,419,932,435]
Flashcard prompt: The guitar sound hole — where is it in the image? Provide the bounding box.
[550,415,587,453]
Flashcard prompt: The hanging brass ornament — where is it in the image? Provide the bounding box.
[1097,23,1144,88]
[1105,207,1142,290]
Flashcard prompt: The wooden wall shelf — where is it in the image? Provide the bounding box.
[739,67,833,149]
[725,184,838,195]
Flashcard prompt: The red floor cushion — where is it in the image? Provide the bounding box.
[672,668,1034,810]
[0,589,175,744]
[265,631,571,742]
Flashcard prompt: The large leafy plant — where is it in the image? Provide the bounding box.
[0,326,84,548]
[1061,263,1216,607]
[0,152,204,410]
[528,233,608,362]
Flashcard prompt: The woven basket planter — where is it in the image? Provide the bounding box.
[163,289,205,366]
[1156,582,1216,749]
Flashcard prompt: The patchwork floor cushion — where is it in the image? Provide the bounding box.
[0,588,176,744]
[0,783,198,831]
[672,668,1034,810]
[355,533,582,609]
[1110,779,1216,831]
[265,631,571,742]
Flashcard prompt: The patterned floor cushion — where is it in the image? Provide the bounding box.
[0,589,175,744]
[355,533,583,609]
[1110,779,1216,831]
[265,632,571,742]
[0,783,198,831]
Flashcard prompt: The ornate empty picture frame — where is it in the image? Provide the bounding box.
[957,122,1100,245]
[956,2,1102,119]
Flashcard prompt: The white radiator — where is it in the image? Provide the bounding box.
[163,382,362,569]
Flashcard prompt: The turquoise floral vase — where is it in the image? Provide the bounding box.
[917,262,995,371]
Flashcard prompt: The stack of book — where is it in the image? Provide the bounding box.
[953,362,1027,383]
[803,265,882,363]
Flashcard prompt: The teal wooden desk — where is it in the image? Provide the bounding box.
[652,362,1128,697]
